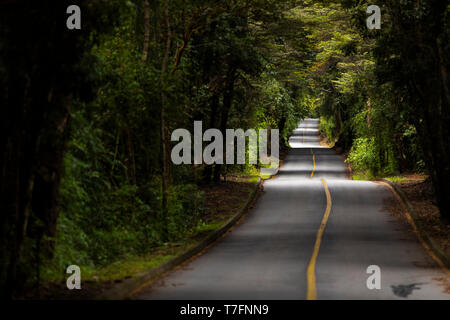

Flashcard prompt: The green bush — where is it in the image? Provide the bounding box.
[348,138,378,175]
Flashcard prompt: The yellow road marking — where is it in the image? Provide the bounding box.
[306,179,332,300]
[379,182,450,277]
[310,149,316,179]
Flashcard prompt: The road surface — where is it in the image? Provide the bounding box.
[134,119,449,300]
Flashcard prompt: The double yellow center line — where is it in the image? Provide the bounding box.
[306,179,333,300]
[304,130,329,299]
[310,149,316,179]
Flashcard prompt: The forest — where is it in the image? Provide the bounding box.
[0,0,449,299]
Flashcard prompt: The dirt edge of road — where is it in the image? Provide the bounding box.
[379,179,450,275]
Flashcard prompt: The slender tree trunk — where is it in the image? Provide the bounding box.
[159,0,171,241]
[435,37,450,221]
[126,126,137,185]
[141,0,150,64]
[6,170,35,298]
[160,96,169,241]
[411,20,450,222]
[203,94,219,183]
[214,67,236,182]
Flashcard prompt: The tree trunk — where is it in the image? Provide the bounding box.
[203,94,219,183]
[159,0,171,241]
[214,67,236,182]
[141,0,150,64]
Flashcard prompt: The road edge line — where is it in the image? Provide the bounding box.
[378,179,450,275]
[306,179,332,300]
[96,178,262,300]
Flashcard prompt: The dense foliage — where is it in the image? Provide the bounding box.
[307,1,449,221]
[0,0,313,297]
[0,0,448,298]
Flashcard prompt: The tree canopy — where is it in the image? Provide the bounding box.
[0,0,448,298]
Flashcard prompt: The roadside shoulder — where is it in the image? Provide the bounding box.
[378,178,450,273]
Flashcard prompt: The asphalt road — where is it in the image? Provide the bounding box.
[134,119,449,300]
